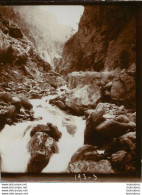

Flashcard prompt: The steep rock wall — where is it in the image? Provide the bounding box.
[59,6,136,74]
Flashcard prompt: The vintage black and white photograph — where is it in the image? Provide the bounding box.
[0,4,139,182]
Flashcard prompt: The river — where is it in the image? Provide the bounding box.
[0,89,86,173]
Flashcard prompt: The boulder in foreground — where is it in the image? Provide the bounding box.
[27,132,58,173]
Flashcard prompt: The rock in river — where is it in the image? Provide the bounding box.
[69,145,104,163]
[27,132,58,173]
[68,145,114,174]
[11,96,21,112]
[6,105,17,121]
[19,96,33,110]
[68,160,114,174]
[30,123,62,141]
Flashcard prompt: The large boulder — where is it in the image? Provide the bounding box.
[84,103,135,146]
[0,92,12,103]
[68,145,114,174]
[118,132,136,151]
[111,150,128,167]
[63,72,116,114]
[46,123,62,141]
[84,104,106,145]
[30,123,62,141]
[27,132,58,173]
[105,131,136,155]
[30,91,41,99]
[19,96,33,110]
[65,85,101,108]
[6,105,17,120]
[110,148,136,174]
[104,131,136,174]
[54,100,66,111]
[111,77,126,101]
[96,120,135,138]
[68,160,114,174]
[49,96,85,116]
[69,145,104,164]
[111,70,135,106]
[11,96,21,112]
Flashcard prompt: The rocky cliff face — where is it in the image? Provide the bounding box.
[13,6,73,68]
[0,12,50,93]
[0,7,66,95]
[0,6,73,68]
[59,6,136,74]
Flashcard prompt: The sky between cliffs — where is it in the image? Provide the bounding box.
[41,6,84,31]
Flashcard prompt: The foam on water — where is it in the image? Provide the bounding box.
[0,94,85,173]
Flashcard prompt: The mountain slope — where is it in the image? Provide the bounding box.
[0,8,65,97]
[13,6,73,67]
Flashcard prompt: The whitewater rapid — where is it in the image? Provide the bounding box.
[0,92,85,173]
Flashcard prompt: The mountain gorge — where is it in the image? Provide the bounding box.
[0,5,137,178]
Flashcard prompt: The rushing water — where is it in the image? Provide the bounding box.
[0,90,86,173]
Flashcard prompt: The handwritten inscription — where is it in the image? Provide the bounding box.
[75,174,97,181]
